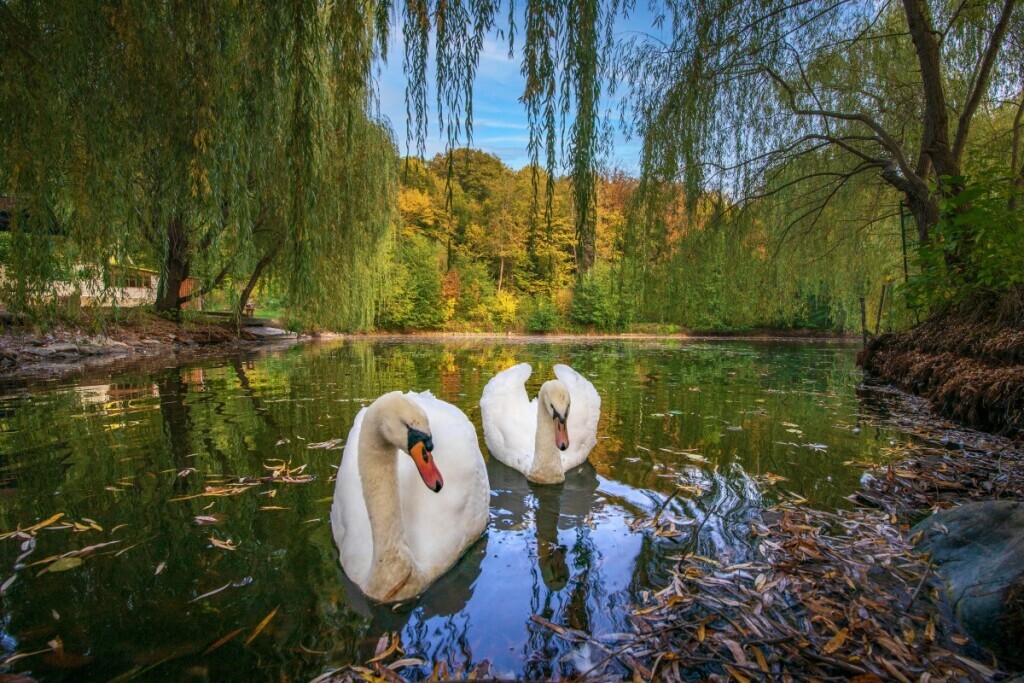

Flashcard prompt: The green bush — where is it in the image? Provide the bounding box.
[377,234,446,330]
[452,258,497,325]
[903,170,1024,312]
[525,297,560,333]
[570,262,636,331]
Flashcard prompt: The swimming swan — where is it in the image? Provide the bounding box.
[331,391,489,602]
[480,364,600,484]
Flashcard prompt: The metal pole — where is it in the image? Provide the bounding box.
[899,203,909,285]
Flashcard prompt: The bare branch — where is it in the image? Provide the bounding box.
[951,0,1019,164]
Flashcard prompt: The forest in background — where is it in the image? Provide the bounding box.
[1,1,1021,335]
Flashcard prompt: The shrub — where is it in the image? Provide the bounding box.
[903,170,1024,313]
[525,297,560,333]
[376,234,446,330]
[492,290,519,327]
[570,262,636,331]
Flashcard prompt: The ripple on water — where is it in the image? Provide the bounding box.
[0,339,899,680]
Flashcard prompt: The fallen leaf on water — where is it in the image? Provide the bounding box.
[259,506,289,511]
[244,606,280,646]
[0,513,65,541]
[38,557,83,575]
[208,536,238,551]
[390,658,425,669]
[189,577,253,603]
[155,562,166,576]
[194,515,222,526]
[307,438,343,450]
[723,664,751,683]
[3,647,54,665]
[823,627,847,654]
[0,574,16,595]
[203,628,245,655]
[369,633,402,662]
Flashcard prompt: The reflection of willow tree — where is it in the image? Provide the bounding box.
[522,465,605,680]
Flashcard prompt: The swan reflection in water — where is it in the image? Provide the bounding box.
[334,456,764,679]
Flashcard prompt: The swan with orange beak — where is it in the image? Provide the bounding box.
[331,391,489,602]
[480,364,601,485]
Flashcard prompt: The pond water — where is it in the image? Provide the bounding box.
[0,339,904,681]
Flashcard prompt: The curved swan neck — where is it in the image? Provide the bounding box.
[358,407,417,600]
[530,389,565,484]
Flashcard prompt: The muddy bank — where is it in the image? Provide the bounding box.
[0,313,295,378]
[859,313,1024,436]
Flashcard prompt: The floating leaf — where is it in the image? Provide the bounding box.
[823,627,847,654]
[39,557,83,575]
[203,628,245,655]
[244,606,279,646]
[208,536,238,551]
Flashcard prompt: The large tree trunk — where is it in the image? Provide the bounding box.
[905,191,939,244]
[902,0,957,180]
[155,216,190,314]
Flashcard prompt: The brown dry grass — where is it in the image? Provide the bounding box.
[860,312,1024,436]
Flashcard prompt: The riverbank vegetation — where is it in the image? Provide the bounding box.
[2,1,1020,339]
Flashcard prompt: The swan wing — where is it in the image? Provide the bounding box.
[331,407,373,586]
[479,363,537,475]
[554,364,601,471]
[399,391,490,584]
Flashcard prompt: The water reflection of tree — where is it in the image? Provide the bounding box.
[0,339,904,680]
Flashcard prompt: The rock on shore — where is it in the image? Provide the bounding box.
[913,500,1024,666]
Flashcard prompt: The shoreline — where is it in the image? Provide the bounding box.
[0,324,858,380]
[319,329,858,343]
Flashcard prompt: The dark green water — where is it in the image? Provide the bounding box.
[0,339,900,680]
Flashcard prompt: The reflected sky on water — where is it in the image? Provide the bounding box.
[0,339,901,680]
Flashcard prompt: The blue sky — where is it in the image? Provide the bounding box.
[373,7,666,171]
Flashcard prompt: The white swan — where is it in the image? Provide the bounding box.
[330,391,489,602]
[480,363,601,484]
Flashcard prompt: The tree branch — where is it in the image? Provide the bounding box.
[951,0,1018,164]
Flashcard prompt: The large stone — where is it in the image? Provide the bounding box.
[913,500,1024,666]
[247,326,296,339]
[44,342,79,354]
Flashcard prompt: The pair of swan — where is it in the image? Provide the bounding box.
[330,363,601,602]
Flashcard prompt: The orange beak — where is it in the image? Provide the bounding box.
[410,441,443,492]
[554,418,569,451]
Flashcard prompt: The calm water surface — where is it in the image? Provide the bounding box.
[0,339,903,680]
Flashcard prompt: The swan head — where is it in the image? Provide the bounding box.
[373,392,444,493]
[539,380,570,451]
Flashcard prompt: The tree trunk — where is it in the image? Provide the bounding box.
[576,224,596,274]
[497,256,504,293]
[155,216,189,314]
[237,241,281,316]
[904,190,938,244]
[902,0,957,180]
[1011,96,1024,211]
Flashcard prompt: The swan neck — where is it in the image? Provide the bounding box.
[358,409,416,599]
[530,392,564,484]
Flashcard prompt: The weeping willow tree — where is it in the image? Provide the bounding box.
[396,0,619,273]
[616,0,1022,309]
[0,0,395,326]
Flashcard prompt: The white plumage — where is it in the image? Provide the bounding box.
[331,391,489,601]
[480,363,601,479]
